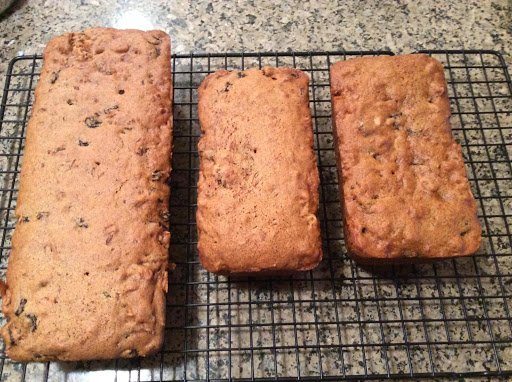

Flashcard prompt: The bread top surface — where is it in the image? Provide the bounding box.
[197,67,322,274]
[0,27,172,361]
[330,54,481,261]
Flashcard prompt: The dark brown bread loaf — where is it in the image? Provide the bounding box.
[0,28,173,361]
[330,54,481,264]
[197,67,322,274]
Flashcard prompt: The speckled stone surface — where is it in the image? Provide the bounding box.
[0,0,512,75]
[0,1,512,381]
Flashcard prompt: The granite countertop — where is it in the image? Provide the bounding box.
[0,0,511,74]
[0,1,511,382]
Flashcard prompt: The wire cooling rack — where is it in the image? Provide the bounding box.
[0,50,511,381]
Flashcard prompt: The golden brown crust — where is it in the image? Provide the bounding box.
[330,54,481,263]
[197,67,322,274]
[0,28,173,361]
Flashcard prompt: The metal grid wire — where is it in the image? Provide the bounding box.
[0,50,511,381]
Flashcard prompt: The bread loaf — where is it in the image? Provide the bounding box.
[0,27,173,361]
[330,54,481,263]
[196,67,322,274]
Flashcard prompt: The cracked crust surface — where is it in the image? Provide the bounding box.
[0,28,173,361]
[197,67,322,274]
[330,54,481,264]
